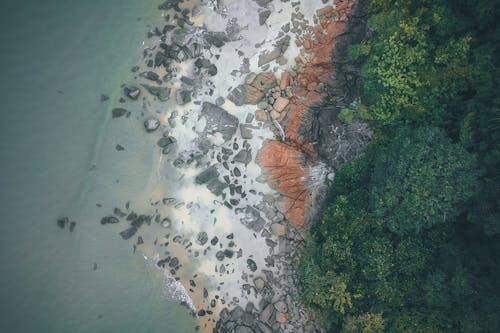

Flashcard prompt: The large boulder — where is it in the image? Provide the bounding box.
[200,102,239,141]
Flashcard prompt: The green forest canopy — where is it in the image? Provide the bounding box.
[299,0,500,332]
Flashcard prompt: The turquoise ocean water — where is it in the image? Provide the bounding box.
[0,0,196,332]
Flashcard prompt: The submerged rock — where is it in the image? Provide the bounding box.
[157,136,176,147]
[141,84,171,102]
[56,217,69,229]
[111,108,127,118]
[100,216,119,225]
[119,226,137,240]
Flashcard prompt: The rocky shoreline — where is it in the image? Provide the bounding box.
[61,0,370,332]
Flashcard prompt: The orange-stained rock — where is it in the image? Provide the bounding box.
[251,72,277,91]
[305,91,322,106]
[280,72,292,90]
[245,85,266,104]
[257,1,355,233]
[273,97,290,112]
[317,6,334,17]
[255,109,268,121]
[270,109,281,120]
[258,142,309,232]
[303,39,311,49]
[278,312,288,324]
[307,82,318,91]
[295,87,308,97]
[245,72,257,85]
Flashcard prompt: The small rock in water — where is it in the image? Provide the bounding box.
[144,118,160,132]
[124,86,140,100]
[145,71,160,81]
[119,226,138,240]
[56,217,69,229]
[93,263,98,271]
[161,218,172,228]
[137,236,144,245]
[157,136,176,147]
[115,144,125,151]
[100,94,109,102]
[112,108,127,118]
[211,236,219,246]
[69,221,76,232]
[100,216,119,225]
[142,84,171,102]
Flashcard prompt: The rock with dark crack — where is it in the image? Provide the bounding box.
[199,102,239,141]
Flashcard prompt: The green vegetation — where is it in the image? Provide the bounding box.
[338,108,354,124]
[299,0,500,332]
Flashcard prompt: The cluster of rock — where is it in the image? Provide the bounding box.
[213,204,322,333]
[86,0,372,332]
[56,217,76,232]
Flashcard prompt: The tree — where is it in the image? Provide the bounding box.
[370,127,479,236]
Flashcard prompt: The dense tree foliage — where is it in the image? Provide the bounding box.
[299,0,500,332]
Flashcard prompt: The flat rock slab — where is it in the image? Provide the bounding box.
[200,102,239,141]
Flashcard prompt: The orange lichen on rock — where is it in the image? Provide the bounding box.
[258,1,355,232]
[259,142,309,232]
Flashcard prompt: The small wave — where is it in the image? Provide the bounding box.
[144,253,196,312]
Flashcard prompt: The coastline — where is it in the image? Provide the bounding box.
[93,0,370,332]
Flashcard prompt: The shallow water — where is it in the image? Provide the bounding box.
[0,0,196,332]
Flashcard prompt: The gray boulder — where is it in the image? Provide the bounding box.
[195,165,219,185]
[141,84,171,102]
[176,89,192,105]
[111,108,127,118]
[200,102,239,141]
[144,118,160,132]
[124,86,140,100]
